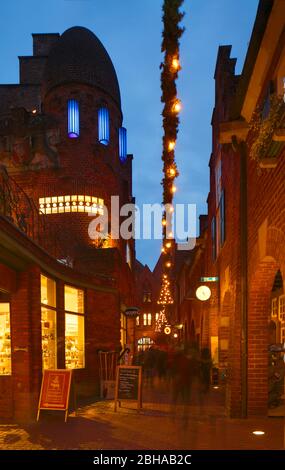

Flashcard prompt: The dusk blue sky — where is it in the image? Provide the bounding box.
[0,0,259,270]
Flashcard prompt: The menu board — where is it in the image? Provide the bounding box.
[37,370,73,422]
[114,366,142,411]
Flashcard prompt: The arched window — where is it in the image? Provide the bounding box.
[143,282,152,303]
[98,107,110,145]
[119,127,127,162]
[67,99,79,138]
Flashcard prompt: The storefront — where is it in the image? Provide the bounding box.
[0,217,122,422]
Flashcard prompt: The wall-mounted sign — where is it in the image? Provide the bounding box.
[164,326,171,335]
[196,285,211,301]
[200,277,219,282]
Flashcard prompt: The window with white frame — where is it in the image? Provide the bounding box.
[278,295,285,322]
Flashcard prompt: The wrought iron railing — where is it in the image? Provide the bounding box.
[0,165,57,256]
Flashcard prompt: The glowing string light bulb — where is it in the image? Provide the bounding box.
[168,141,176,151]
[173,100,181,113]
[171,58,180,70]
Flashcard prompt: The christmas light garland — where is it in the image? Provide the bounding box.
[157,0,185,330]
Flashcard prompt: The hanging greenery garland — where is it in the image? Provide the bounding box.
[161,0,185,208]
[157,0,185,323]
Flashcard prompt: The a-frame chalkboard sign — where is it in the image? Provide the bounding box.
[114,365,142,412]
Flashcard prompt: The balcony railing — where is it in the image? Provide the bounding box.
[0,165,57,256]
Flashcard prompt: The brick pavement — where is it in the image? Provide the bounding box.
[0,382,284,450]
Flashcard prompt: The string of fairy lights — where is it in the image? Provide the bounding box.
[156,0,185,333]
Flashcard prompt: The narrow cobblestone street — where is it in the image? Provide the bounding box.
[0,381,284,450]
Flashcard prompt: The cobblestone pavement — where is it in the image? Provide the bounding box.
[0,381,284,450]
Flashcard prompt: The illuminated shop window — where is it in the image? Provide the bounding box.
[119,127,127,162]
[98,107,110,145]
[136,315,140,326]
[155,313,159,322]
[137,337,154,352]
[271,298,278,318]
[41,274,56,307]
[143,313,152,326]
[68,99,80,138]
[41,275,57,370]
[279,296,285,322]
[39,195,104,215]
[65,285,85,369]
[120,313,127,349]
[0,303,11,375]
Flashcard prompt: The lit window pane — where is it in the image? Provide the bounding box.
[119,127,127,162]
[98,107,110,145]
[41,275,56,307]
[65,314,85,369]
[41,307,57,370]
[0,303,11,375]
[68,99,80,138]
[64,285,84,313]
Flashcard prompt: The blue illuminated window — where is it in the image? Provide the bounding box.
[119,127,127,162]
[98,107,110,145]
[67,99,80,138]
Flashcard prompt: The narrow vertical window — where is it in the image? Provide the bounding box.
[68,99,79,138]
[220,190,225,246]
[211,216,216,262]
[126,242,131,268]
[98,107,110,145]
[119,127,127,161]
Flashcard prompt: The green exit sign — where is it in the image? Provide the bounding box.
[200,277,219,282]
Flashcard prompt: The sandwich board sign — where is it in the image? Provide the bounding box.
[37,369,73,422]
[114,365,142,412]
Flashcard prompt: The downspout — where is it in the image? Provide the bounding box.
[232,136,248,418]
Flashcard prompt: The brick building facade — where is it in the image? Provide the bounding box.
[0,27,136,421]
[176,0,285,417]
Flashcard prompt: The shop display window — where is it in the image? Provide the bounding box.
[41,274,56,307]
[65,313,85,369]
[41,275,57,370]
[64,285,85,369]
[41,307,57,370]
[0,303,11,375]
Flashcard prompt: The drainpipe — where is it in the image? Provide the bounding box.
[232,136,248,418]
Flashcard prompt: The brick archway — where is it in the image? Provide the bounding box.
[247,226,285,415]
[248,257,283,415]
